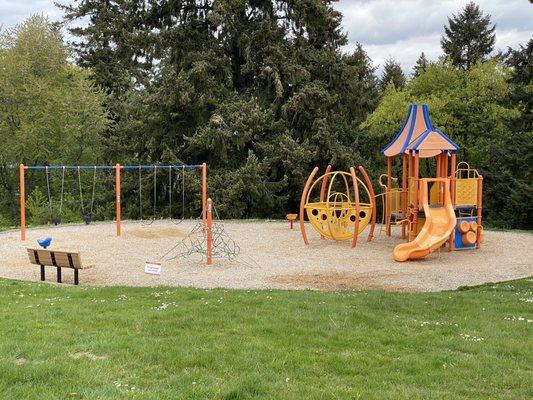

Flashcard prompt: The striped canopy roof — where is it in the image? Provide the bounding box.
[382,104,460,158]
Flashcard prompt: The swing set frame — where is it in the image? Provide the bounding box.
[18,163,208,241]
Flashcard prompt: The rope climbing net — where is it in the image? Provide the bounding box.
[161,202,240,263]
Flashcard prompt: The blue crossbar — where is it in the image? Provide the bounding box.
[25,164,203,170]
[121,164,202,170]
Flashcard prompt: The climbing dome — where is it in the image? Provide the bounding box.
[299,166,376,247]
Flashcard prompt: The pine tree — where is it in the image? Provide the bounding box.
[505,39,533,133]
[57,0,148,95]
[412,52,428,77]
[441,2,496,70]
[380,58,406,90]
[58,0,380,218]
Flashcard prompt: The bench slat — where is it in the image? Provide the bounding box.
[27,248,84,269]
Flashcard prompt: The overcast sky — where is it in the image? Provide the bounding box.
[336,0,532,75]
[1,0,531,75]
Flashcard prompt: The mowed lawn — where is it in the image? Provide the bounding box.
[0,278,531,399]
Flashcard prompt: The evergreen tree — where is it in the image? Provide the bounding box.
[491,39,533,229]
[505,39,532,133]
[57,0,152,163]
[412,52,428,77]
[57,0,148,95]
[380,58,406,90]
[441,2,496,70]
[59,0,380,218]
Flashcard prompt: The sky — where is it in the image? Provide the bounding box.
[1,0,531,75]
[336,0,533,74]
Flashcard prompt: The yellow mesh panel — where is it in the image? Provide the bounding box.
[390,189,401,213]
[455,179,478,206]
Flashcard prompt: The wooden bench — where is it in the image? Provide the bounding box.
[27,248,92,285]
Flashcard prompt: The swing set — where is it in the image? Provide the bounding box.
[135,165,193,225]
[18,163,208,241]
[43,165,101,226]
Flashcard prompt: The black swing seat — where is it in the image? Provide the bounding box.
[26,248,93,285]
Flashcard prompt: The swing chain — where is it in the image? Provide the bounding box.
[168,165,185,223]
[45,166,53,216]
[168,166,172,219]
[77,166,84,215]
[182,165,185,220]
[138,166,143,219]
[153,166,157,220]
[59,166,65,216]
[139,165,157,224]
[90,166,97,216]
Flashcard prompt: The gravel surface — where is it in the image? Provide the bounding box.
[1,220,531,292]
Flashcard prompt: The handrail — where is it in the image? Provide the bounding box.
[378,173,398,189]
[455,161,480,179]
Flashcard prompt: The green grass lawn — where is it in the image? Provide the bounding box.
[0,278,531,399]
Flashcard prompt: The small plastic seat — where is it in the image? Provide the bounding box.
[38,237,52,249]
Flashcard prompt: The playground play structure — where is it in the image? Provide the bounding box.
[16,104,484,270]
[299,165,376,248]
[300,104,483,262]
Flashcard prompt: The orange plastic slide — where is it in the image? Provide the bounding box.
[393,178,456,262]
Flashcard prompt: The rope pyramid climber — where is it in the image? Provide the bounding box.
[161,201,240,263]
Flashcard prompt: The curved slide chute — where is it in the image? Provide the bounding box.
[394,178,456,262]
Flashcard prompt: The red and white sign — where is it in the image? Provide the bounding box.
[145,261,161,275]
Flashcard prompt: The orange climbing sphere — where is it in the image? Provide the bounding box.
[302,169,373,241]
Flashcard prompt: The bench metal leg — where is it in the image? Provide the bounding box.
[40,265,45,281]
[74,269,79,285]
[57,267,62,283]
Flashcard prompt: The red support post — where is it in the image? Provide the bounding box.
[449,153,457,251]
[206,198,213,265]
[412,152,420,240]
[20,164,26,241]
[115,164,121,237]
[201,163,207,224]
[386,157,392,236]
[349,167,360,248]
[318,165,332,239]
[476,176,483,249]
[401,155,407,239]
[358,165,376,242]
